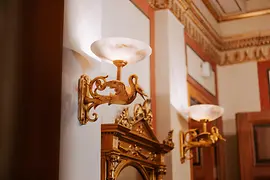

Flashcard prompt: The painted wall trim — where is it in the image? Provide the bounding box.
[187,75,217,105]
[185,32,217,71]
[258,60,270,110]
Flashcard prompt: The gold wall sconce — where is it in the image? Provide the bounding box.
[78,37,152,125]
[180,104,226,163]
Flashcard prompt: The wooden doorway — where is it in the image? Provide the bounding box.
[236,111,270,180]
[188,75,225,180]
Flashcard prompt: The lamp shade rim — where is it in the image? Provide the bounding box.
[90,37,152,64]
[187,104,224,121]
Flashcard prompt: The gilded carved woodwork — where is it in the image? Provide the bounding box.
[118,142,157,161]
[222,34,270,51]
[107,153,121,180]
[78,73,147,124]
[101,99,174,180]
[221,45,270,65]
[147,0,270,65]
[115,99,153,130]
[163,130,174,147]
[180,120,226,163]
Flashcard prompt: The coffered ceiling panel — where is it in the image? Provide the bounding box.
[246,0,270,12]
[212,0,242,15]
[202,0,270,21]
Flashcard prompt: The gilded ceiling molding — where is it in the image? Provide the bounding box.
[147,0,270,65]
[221,9,270,22]
[148,0,168,9]
[148,0,221,63]
[220,45,270,65]
[222,34,270,51]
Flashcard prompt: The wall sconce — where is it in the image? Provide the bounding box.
[180,104,226,163]
[78,37,152,125]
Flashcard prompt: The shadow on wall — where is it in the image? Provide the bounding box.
[61,48,100,128]
[72,50,94,73]
[177,112,189,131]
[165,152,173,180]
[223,119,240,180]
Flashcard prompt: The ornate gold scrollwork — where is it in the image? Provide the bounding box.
[115,99,153,129]
[148,0,168,9]
[180,123,225,163]
[115,108,135,129]
[78,73,147,125]
[133,99,153,129]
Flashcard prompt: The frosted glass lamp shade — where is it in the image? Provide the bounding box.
[187,104,224,121]
[91,37,152,64]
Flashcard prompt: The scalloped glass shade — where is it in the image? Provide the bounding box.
[91,37,152,64]
[187,104,224,121]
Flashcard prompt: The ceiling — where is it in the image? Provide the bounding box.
[202,0,270,21]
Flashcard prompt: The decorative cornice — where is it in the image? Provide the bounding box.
[148,0,270,65]
[149,0,221,63]
[148,0,168,9]
[220,45,270,65]
[222,34,270,51]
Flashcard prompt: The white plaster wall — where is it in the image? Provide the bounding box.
[168,10,190,180]
[155,10,190,180]
[155,10,171,143]
[59,0,102,180]
[60,49,102,180]
[217,61,261,129]
[217,61,261,180]
[100,0,150,124]
[63,0,102,59]
[60,0,150,180]
[187,46,216,96]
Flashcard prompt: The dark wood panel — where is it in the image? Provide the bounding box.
[237,111,270,180]
[187,75,218,105]
[253,125,270,163]
[8,0,64,180]
[257,61,270,110]
[254,177,270,180]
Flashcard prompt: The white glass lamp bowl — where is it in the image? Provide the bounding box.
[90,37,152,64]
[187,104,224,121]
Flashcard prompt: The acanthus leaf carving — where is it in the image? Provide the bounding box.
[115,108,134,129]
[107,154,121,180]
[163,130,174,148]
[220,45,270,65]
[118,142,157,161]
[148,0,168,9]
[115,99,153,130]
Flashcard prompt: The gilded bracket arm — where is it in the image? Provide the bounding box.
[179,127,226,163]
[78,74,148,125]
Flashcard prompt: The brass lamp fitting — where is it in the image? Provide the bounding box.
[179,119,225,163]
